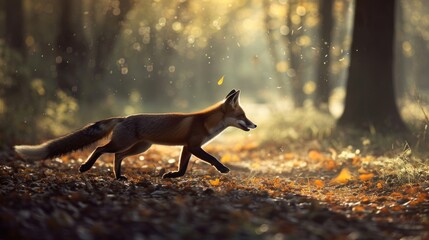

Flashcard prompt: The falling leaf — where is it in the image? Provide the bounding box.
[314,179,325,188]
[359,173,374,181]
[330,168,354,184]
[217,75,224,85]
[209,178,220,186]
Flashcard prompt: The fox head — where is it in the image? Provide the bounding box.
[222,89,257,131]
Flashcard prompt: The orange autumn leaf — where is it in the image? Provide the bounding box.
[390,205,403,212]
[390,192,404,200]
[220,154,231,162]
[242,142,258,150]
[359,173,374,181]
[283,153,296,160]
[409,193,427,206]
[417,193,428,201]
[323,159,337,171]
[273,177,282,188]
[209,178,220,186]
[408,199,420,206]
[221,153,239,163]
[351,157,361,166]
[405,186,419,194]
[308,150,324,161]
[314,179,325,188]
[378,207,389,214]
[352,205,365,212]
[361,197,370,204]
[330,168,354,184]
[376,182,383,189]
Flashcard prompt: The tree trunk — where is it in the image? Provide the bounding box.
[263,0,286,93]
[287,1,305,108]
[92,0,132,84]
[5,0,25,55]
[315,0,334,111]
[338,0,407,132]
[56,0,89,98]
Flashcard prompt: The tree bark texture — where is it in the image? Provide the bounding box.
[338,0,407,132]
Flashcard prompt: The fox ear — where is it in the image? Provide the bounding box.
[225,89,237,99]
[225,90,240,109]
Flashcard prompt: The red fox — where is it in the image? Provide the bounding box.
[14,89,256,180]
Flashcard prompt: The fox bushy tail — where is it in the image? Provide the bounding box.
[14,117,124,161]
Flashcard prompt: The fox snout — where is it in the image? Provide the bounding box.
[237,118,257,132]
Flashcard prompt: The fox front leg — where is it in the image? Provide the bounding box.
[188,146,230,174]
[114,141,152,180]
[162,146,191,178]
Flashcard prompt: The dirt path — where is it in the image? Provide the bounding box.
[0,142,428,239]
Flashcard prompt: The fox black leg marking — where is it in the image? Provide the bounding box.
[188,147,229,173]
[79,146,107,173]
[79,138,136,174]
[163,146,192,178]
[114,141,152,180]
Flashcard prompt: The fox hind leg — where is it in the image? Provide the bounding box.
[79,145,109,173]
[114,141,152,180]
[79,134,138,174]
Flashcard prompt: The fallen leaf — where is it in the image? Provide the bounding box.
[283,153,296,160]
[330,168,354,184]
[323,159,337,171]
[351,157,361,166]
[359,173,374,181]
[221,153,239,163]
[308,150,324,161]
[314,179,325,188]
[390,205,403,212]
[352,205,365,212]
[390,192,404,199]
[376,182,383,189]
[209,178,220,186]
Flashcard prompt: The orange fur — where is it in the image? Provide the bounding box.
[14,89,256,180]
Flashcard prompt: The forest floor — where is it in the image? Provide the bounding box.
[1,129,429,240]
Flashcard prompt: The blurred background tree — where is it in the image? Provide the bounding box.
[0,0,428,145]
[338,0,407,133]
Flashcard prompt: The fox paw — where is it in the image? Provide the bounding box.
[217,165,230,173]
[116,175,128,181]
[162,171,184,179]
[79,164,91,173]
